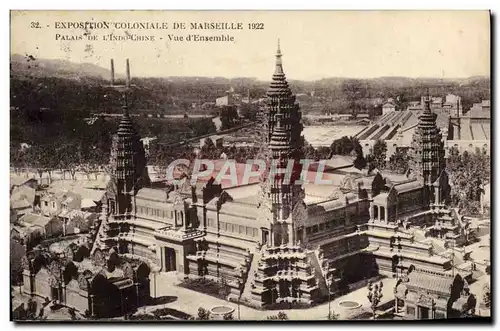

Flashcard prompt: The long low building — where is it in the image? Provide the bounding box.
[356,97,490,158]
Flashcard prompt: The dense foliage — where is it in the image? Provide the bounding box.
[446,147,490,215]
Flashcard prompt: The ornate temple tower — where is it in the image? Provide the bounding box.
[249,42,319,307]
[408,93,460,241]
[408,93,446,201]
[107,60,150,217]
[92,60,150,253]
[265,40,304,151]
[108,97,150,215]
[258,40,306,246]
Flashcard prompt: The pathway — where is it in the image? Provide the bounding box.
[148,272,397,320]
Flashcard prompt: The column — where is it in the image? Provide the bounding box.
[378,206,381,221]
[369,202,374,220]
[385,205,389,223]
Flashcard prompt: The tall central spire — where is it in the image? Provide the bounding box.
[274,38,284,75]
[257,42,305,245]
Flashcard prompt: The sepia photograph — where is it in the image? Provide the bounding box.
[9,10,491,322]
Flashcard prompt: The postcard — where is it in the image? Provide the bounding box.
[10,10,491,322]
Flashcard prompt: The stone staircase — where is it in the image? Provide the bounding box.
[90,216,107,256]
[306,250,329,299]
[241,248,260,302]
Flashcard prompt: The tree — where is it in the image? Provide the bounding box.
[367,281,383,319]
[388,148,410,174]
[330,136,362,156]
[447,147,490,215]
[353,153,367,170]
[223,312,234,320]
[197,307,211,320]
[342,79,368,119]
[316,146,332,160]
[188,118,217,137]
[267,311,289,320]
[371,172,386,197]
[220,105,238,130]
[239,103,258,121]
[371,140,387,170]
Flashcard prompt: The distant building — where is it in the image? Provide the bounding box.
[447,99,490,154]
[382,102,396,115]
[216,95,234,107]
[18,212,62,240]
[58,210,98,236]
[443,94,463,117]
[40,191,82,217]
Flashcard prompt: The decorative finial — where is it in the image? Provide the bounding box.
[423,87,432,113]
[126,59,131,88]
[122,93,129,116]
[274,39,283,74]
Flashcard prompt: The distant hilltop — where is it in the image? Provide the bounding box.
[10,54,489,84]
[10,54,114,80]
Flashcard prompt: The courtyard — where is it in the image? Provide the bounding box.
[143,272,398,320]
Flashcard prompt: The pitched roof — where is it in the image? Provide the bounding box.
[136,187,168,202]
[10,175,37,188]
[19,213,53,227]
[406,269,457,294]
[393,180,422,193]
[11,198,31,210]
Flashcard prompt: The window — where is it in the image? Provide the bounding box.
[239,225,245,234]
[312,225,319,233]
[406,306,416,317]
[51,202,56,208]
[253,228,258,237]
[44,201,48,207]
[319,223,325,231]
[306,227,312,235]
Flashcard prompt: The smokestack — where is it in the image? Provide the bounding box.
[110,59,115,85]
[126,59,131,87]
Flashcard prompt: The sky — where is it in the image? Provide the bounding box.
[10,10,490,80]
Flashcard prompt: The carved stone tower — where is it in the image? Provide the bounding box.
[258,40,306,246]
[250,42,319,307]
[92,59,150,254]
[409,93,446,202]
